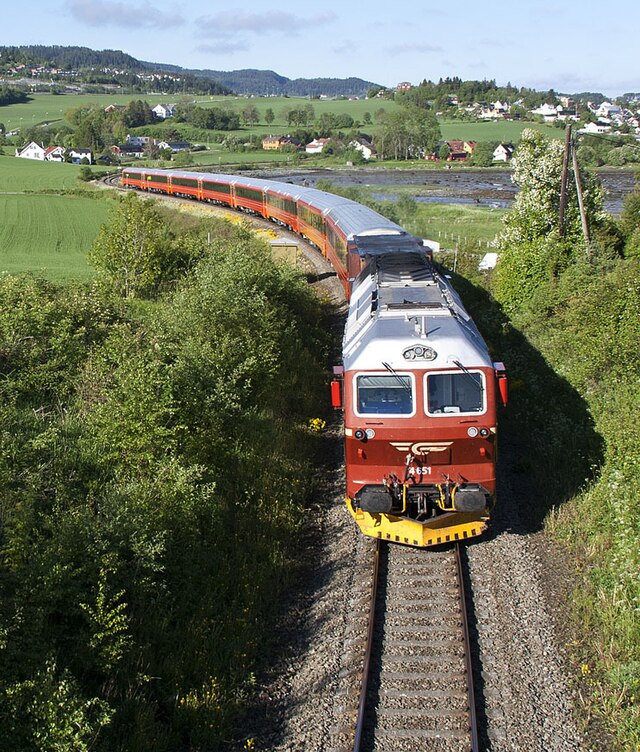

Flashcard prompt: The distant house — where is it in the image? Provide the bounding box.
[493,143,515,162]
[261,135,301,151]
[44,145,65,162]
[68,148,93,164]
[15,141,46,160]
[104,104,126,113]
[530,103,560,122]
[152,104,176,119]
[350,135,376,160]
[126,135,151,146]
[111,143,146,159]
[578,121,612,135]
[445,141,468,161]
[305,137,331,154]
[156,141,191,152]
[463,141,477,156]
[396,81,412,91]
[262,135,284,151]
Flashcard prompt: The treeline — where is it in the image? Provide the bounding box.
[0,195,330,750]
[0,85,29,106]
[0,45,141,70]
[397,76,561,110]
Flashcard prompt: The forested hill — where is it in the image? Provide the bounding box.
[0,45,379,97]
[149,64,380,97]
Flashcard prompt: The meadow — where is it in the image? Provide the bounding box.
[0,155,112,279]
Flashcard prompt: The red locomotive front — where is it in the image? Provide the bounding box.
[337,250,506,547]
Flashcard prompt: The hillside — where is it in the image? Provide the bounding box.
[0,45,379,97]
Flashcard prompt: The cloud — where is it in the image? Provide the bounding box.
[196,41,250,55]
[195,10,336,38]
[68,0,184,29]
[384,42,443,55]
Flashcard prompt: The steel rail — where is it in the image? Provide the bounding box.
[455,542,479,752]
[353,539,380,752]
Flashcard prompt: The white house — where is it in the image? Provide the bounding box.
[44,145,65,162]
[156,141,191,153]
[152,104,176,119]
[350,138,376,160]
[68,148,93,164]
[15,141,46,160]
[126,134,151,146]
[596,101,622,119]
[578,121,612,134]
[305,137,331,154]
[493,143,515,162]
[530,103,561,122]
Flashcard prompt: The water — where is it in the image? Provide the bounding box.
[262,167,635,214]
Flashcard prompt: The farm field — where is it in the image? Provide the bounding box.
[0,155,112,280]
[439,118,556,142]
[0,192,110,279]
[0,92,178,131]
[0,153,101,191]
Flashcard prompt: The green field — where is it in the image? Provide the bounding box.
[0,192,110,280]
[0,92,181,131]
[0,153,100,191]
[0,155,112,280]
[439,118,557,143]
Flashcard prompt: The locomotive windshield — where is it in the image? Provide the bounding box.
[426,371,485,415]
[356,374,413,415]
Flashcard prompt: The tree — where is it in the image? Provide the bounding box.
[241,104,259,126]
[375,107,440,160]
[264,108,274,125]
[89,194,171,299]
[494,129,605,311]
[471,141,499,167]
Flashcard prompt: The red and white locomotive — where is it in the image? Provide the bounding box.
[121,167,507,547]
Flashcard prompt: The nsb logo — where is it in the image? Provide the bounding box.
[390,441,452,454]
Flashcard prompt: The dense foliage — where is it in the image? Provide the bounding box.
[0,85,29,106]
[494,129,607,312]
[396,76,560,111]
[485,144,640,748]
[0,202,329,750]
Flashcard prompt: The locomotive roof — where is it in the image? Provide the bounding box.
[343,252,492,373]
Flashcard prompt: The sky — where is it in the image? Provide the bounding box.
[3,0,639,97]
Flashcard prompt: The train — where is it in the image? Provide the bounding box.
[121,167,507,547]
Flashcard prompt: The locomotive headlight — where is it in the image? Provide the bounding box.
[354,429,366,441]
[479,428,489,437]
[365,428,376,440]
[403,345,437,361]
[467,427,479,438]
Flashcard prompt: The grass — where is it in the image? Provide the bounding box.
[0,153,100,191]
[0,192,110,280]
[0,154,113,281]
[439,118,558,142]
[396,201,506,247]
[0,92,182,131]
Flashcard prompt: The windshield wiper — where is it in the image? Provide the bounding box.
[382,361,412,395]
[452,359,484,393]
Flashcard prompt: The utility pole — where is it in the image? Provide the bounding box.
[558,124,572,236]
[571,141,591,257]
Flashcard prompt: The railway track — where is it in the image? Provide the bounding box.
[354,541,478,752]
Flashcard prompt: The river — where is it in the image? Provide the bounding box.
[258,167,636,214]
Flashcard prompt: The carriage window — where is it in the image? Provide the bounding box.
[426,372,484,415]
[356,374,413,416]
